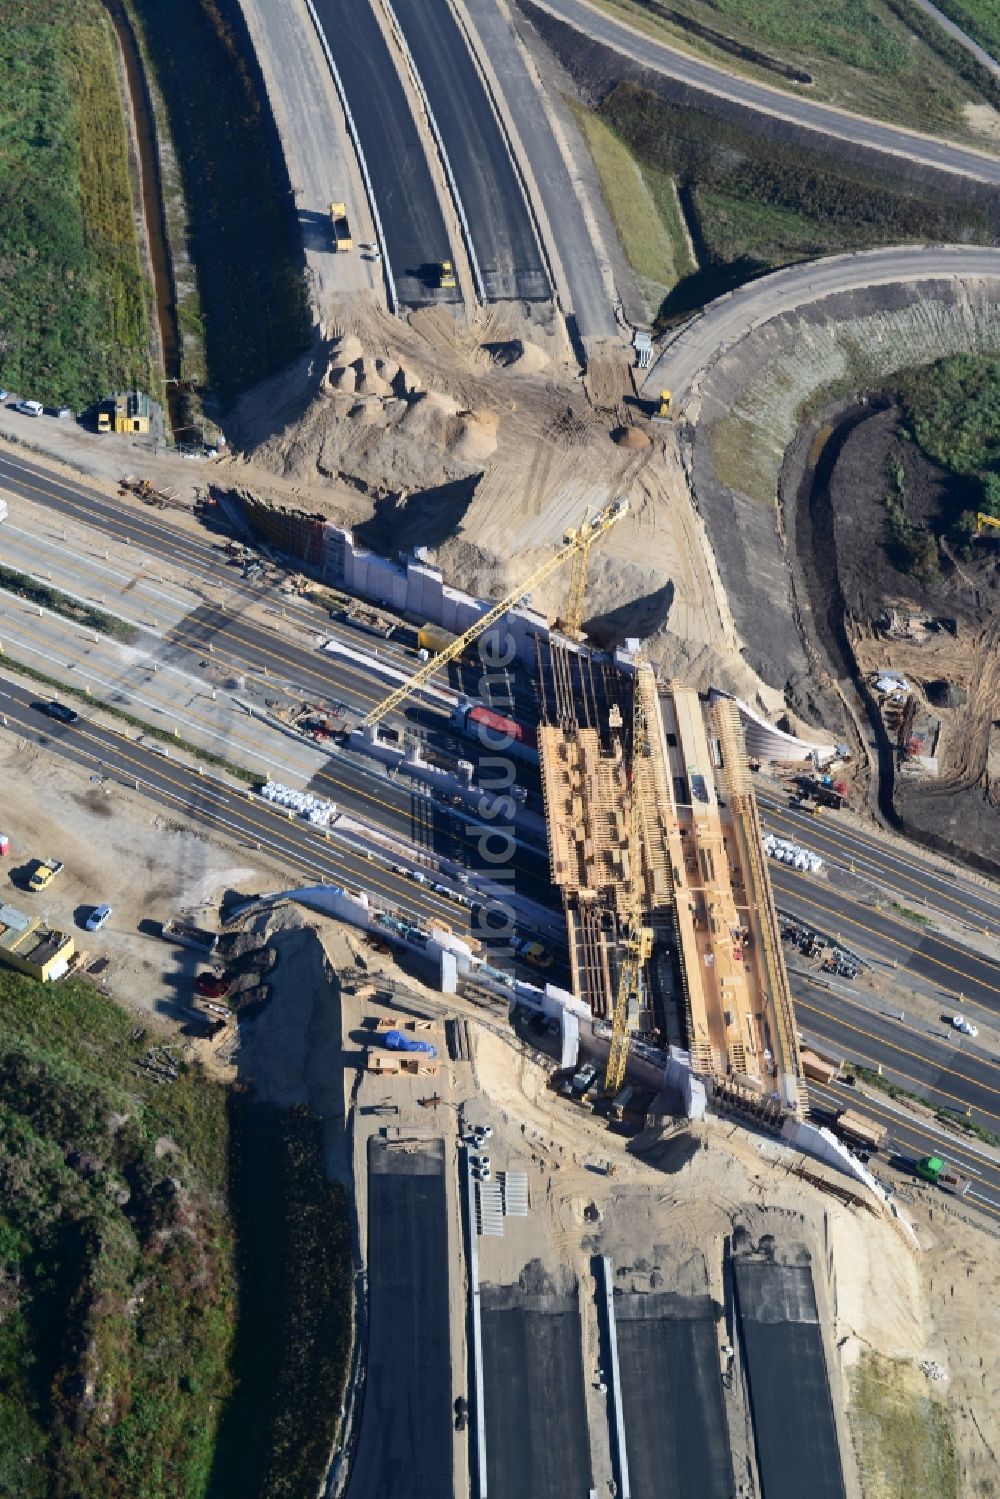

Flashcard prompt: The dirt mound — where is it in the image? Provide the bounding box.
[613,424,651,448]
[485,337,550,373]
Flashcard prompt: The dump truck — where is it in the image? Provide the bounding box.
[28,858,63,892]
[916,1155,972,1197]
[418,622,458,656]
[834,1108,888,1152]
[800,1049,840,1085]
[329,201,353,252]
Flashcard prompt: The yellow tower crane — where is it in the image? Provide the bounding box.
[604,657,655,1097]
[361,497,629,729]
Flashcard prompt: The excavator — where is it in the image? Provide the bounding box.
[975,512,1000,535]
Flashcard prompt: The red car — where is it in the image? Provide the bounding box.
[196,972,231,1000]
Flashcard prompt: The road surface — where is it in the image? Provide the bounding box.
[462,0,619,337]
[390,0,549,301]
[644,245,1000,401]
[310,0,459,305]
[910,0,1000,79]
[528,0,1000,184]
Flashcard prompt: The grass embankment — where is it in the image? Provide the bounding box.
[0,1,153,408]
[933,0,1000,60]
[125,0,311,409]
[589,0,1000,137]
[0,565,137,642]
[595,83,997,323]
[570,103,694,308]
[207,1100,353,1499]
[850,1351,958,1499]
[0,969,235,1498]
[0,969,354,1498]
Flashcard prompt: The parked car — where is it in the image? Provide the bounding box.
[196,972,232,999]
[952,1015,978,1038]
[0,389,9,402]
[44,700,80,725]
[85,904,112,932]
[14,399,43,418]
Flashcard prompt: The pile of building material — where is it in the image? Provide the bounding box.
[258,780,336,826]
[762,834,823,873]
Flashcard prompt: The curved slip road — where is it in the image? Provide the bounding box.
[643,244,1000,400]
[390,0,550,301]
[526,0,1000,183]
[311,0,460,306]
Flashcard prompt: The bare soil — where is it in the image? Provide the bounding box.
[792,401,1000,874]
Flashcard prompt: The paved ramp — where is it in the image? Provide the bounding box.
[614,1291,735,1499]
[733,1256,846,1499]
[311,0,460,306]
[390,0,549,302]
[479,1279,592,1498]
[347,1139,453,1499]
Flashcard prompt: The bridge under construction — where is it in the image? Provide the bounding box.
[536,636,805,1124]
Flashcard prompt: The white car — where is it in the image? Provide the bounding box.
[14,399,43,418]
[952,1015,978,1038]
[85,903,112,932]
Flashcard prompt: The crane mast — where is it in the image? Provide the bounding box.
[604,658,655,1097]
[361,497,628,728]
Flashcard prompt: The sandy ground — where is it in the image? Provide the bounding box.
[0,728,265,1017]
[7,703,998,1494]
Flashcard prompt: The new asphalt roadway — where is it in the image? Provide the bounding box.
[389,0,549,302]
[645,245,1000,402]
[461,0,619,337]
[529,0,1000,184]
[310,0,459,306]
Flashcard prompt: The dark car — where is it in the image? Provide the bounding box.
[45,700,79,725]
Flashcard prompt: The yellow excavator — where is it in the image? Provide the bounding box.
[652,388,672,423]
[975,512,1000,535]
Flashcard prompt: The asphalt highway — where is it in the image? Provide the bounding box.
[0,676,476,934]
[808,1077,1000,1223]
[390,0,549,302]
[770,864,1000,1016]
[645,245,1000,402]
[310,0,459,306]
[461,0,618,337]
[792,970,1000,1131]
[533,0,1000,185]
[759,791,1000,935]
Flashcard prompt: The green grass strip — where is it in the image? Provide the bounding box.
[0,652,259,786]
[0,563,137,642]
[851,1063,1000,1148]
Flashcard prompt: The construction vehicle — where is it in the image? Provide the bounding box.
[605,656,655,1097]
[438,260,457,290]
[975,512,1000,535]
[916,1154,971,1197]
[652,389,672,422]
[161,916,219,955]
[329,201,353,252]
[362,497,628,728]
[800,1048,840,1085]
[28,858,63,893]
[833,1108,887,1152]
[96,404,111,434]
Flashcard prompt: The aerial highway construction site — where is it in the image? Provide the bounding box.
[2,0,1000,1496]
